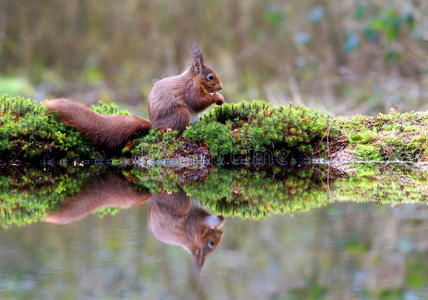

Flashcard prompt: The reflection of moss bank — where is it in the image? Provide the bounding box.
[184,166,428,219]
[3,165,428,226]
[0,168,96,227]
[184,168,332,219]
[0,165,209,227]
[332,169,428,203]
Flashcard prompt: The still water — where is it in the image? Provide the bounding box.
[0,164,427,300]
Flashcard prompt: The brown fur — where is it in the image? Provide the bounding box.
[44,46,223,147]
[45,99,151,147]
[44,176,225,271]
[149,45,224,130]
[149,192,224,271]
[44,175,151,224]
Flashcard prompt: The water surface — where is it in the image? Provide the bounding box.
[0,164,427,300]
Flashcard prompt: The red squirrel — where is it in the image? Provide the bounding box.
[44,45,224,148]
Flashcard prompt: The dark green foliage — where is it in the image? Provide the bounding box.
[184,100,333,159]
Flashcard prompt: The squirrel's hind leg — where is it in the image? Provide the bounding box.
[154,107,191,131]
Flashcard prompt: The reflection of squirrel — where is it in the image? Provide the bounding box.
[44,175,225,271]
[149,192,224,271]
[44,45,224,147]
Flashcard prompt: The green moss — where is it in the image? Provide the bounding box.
[0,95,90,159]
[4,94,428,163]
[184,100,333,160]
[133,100,329,161]
[349,131,375,144]
[90,101,130,116]
[355,144,382,161]
[0,95,133,159]
[126,128,185,159]
[334,110,428,161]
[183,121,233,157]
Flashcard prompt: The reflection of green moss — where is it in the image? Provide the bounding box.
[184,167,332,219]
[184,165,428,219]
[332,168,428,203]
[124,167,187,194]
[3,164,428,226]
[94,207,121,217]
[0,168,95,227]
[345,236,370,254]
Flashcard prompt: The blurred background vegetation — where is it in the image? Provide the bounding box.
[1,0,427,115]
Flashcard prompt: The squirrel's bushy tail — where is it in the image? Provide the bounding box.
[44,99,151,148]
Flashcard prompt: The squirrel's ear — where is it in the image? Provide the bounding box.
[192,247,206,273]
[191,45,204,75]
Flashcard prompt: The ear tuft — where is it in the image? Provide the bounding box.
[192,44,202,60]
[192,247,206,273]
[191,44,205,74]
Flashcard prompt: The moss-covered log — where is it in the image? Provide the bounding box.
[2,95,428,164]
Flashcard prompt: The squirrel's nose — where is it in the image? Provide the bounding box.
[215,83,223,91]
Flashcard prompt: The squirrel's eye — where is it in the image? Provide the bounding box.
[207,74,214,81]
[208,241,216,248]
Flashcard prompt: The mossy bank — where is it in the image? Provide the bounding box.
[2,95,428,165]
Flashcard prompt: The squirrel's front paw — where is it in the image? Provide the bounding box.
[214,93,225,105]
